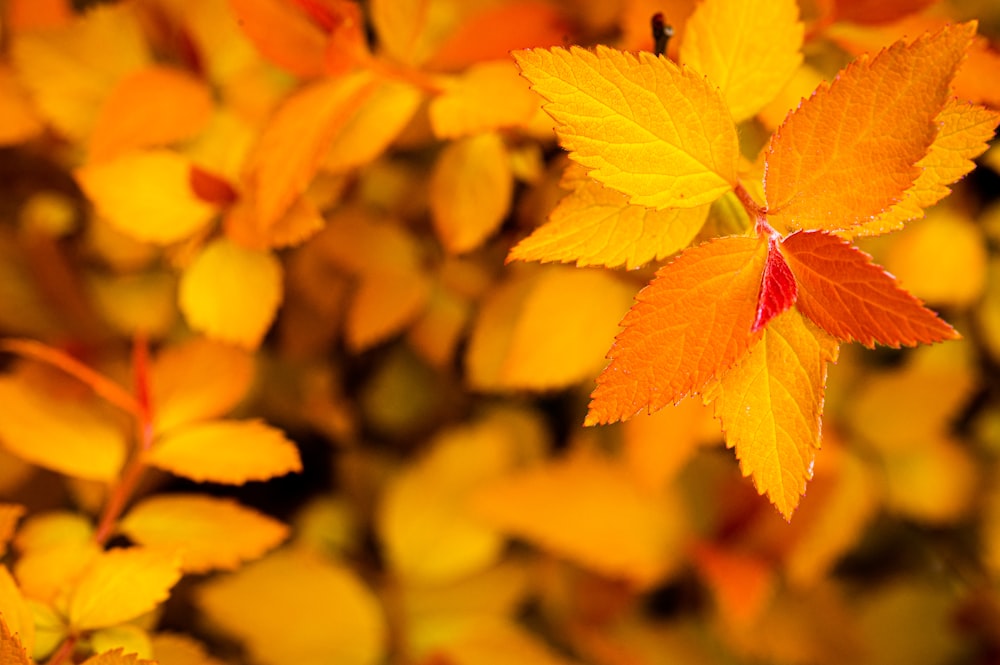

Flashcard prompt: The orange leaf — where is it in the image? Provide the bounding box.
[148,419,301,485]
[780,230,958,347]
[150,633,226,665]
[88,66,213,161]
[0,565,34,656]
[691,542,776,627]
[429,61,540,139]
[425,1,571,72]
[508,169,709,269]
[514,45,739,209]
[850,99,1000,237]
[0,615,31,665]
[120,494,288,573]
[430,133,513,254]
[245,72,378,229]
[833,0,939,24]
[586,236,767,425]
[763,22,976,233]
[679,0,803,123]
[228,0,328,77]
[75,150,219,245]
[704,308,839,519]
[0,65,44,145]
[80,649,157,665]
[66,548,181,631]
[178,238,283,349]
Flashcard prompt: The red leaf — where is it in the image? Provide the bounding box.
[754,236,798,332]
[779,230,958,347]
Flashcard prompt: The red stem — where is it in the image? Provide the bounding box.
[44,634,77,665]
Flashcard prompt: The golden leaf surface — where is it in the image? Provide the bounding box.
[80,649,157,665]
[764,22,976,233]
[429,60,540,139]
[196,548,386,665]
[120,494,288,573]
[509,169,710,269]
[0,377,126,482]
[150,633,226,665]
[586,235,768,425]
[473,450,686,586]
[178,238,283,349]
[430,132,513,254]
[0,616,31,665]
[75,150,218,245]
[466,266,634,391]
[148,419,301,485]
[679,0,803,122]
[66,548,181,631]
[151,337,255,435]
[0,565,34,655]
[703,308,840,519]
[514,45,739,209]
[88,66,213,161]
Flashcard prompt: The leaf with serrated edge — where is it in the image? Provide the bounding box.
[586,236,767,425]
[764,22,976,233]
[780,230,958,347]
[680,0,803,123]
[508,173,709,269]
[850,99,1000,237]
[753,236,798,332]
[514,45,738,209]
[0,615,31,665]
[80,648,157,665]
[0,565,33,655]
[704,308,839,519]
[120,494,288,573]
[149,420,301,485]
[67,548,181,631]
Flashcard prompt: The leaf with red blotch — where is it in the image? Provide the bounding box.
[586,236,767,425]
[779,230,959,348]
[753,236,798,332]
[763,22,975,234]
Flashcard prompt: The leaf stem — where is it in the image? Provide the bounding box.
[733,181,778,238]
[43,634,77,665]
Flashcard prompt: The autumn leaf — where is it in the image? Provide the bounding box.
[75,150,219,245]
[0,615,32,665]
[196,548,386,665]
[779,230,959,347]
[703,309,840,519]
[586,236,767,425]
[88,65,213,161]
[151,633,226,665]
[429,61,540,139]
[514,45,739,209]
[178,238,283,349]
[228,0,329,77]
[0,565,34,655]
[764,22,975,233]
[80,648,157,665]
[120,494,289,573]
[66,547,181,631]
[691,542,776,628]
[679,0,803,123]
[148,419,301,485]
[508,166,710,269]
[0,65,44,145]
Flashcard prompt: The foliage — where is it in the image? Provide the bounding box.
[0,0,999,664]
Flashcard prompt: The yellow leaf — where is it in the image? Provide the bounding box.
[224,194,327,251]
[703,308,840,519]
[15,540,100,605]
[0,377,126,482]
[178,238,283,349]
[347,270,433,351]
[30,600,67,662]
[466,266,634,390]
[509,169,710,269]
[0,65,44,145]
[150,633,226,665]
[15,510,94,553]
[88,65,214,161]
[406,285,470,367]
[879,207,987,307]
[246,72,378,229]
[679,0,803,123]
[321,77,422,173]
[10,3,149,141]
[881,438,977,524]
[473,449,686,586]
[369,0,454,67]
[120,494,289,573]
[151,337,255,435]
[196,548,386,665]
[429,60,540,139]
[0,565,34,655]
[148,419,301,485]
[87,271,177,338]
[430,133,513,254]
[90,626,153,661]
[67,547,181,631]
[0,615,32,665]
[421,617,577,665]
[75,150,218,245]
[377,415,537,584]
[513,45,739,209]
[80,648,157,665]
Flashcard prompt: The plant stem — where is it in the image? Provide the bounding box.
[44,634,77,665]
